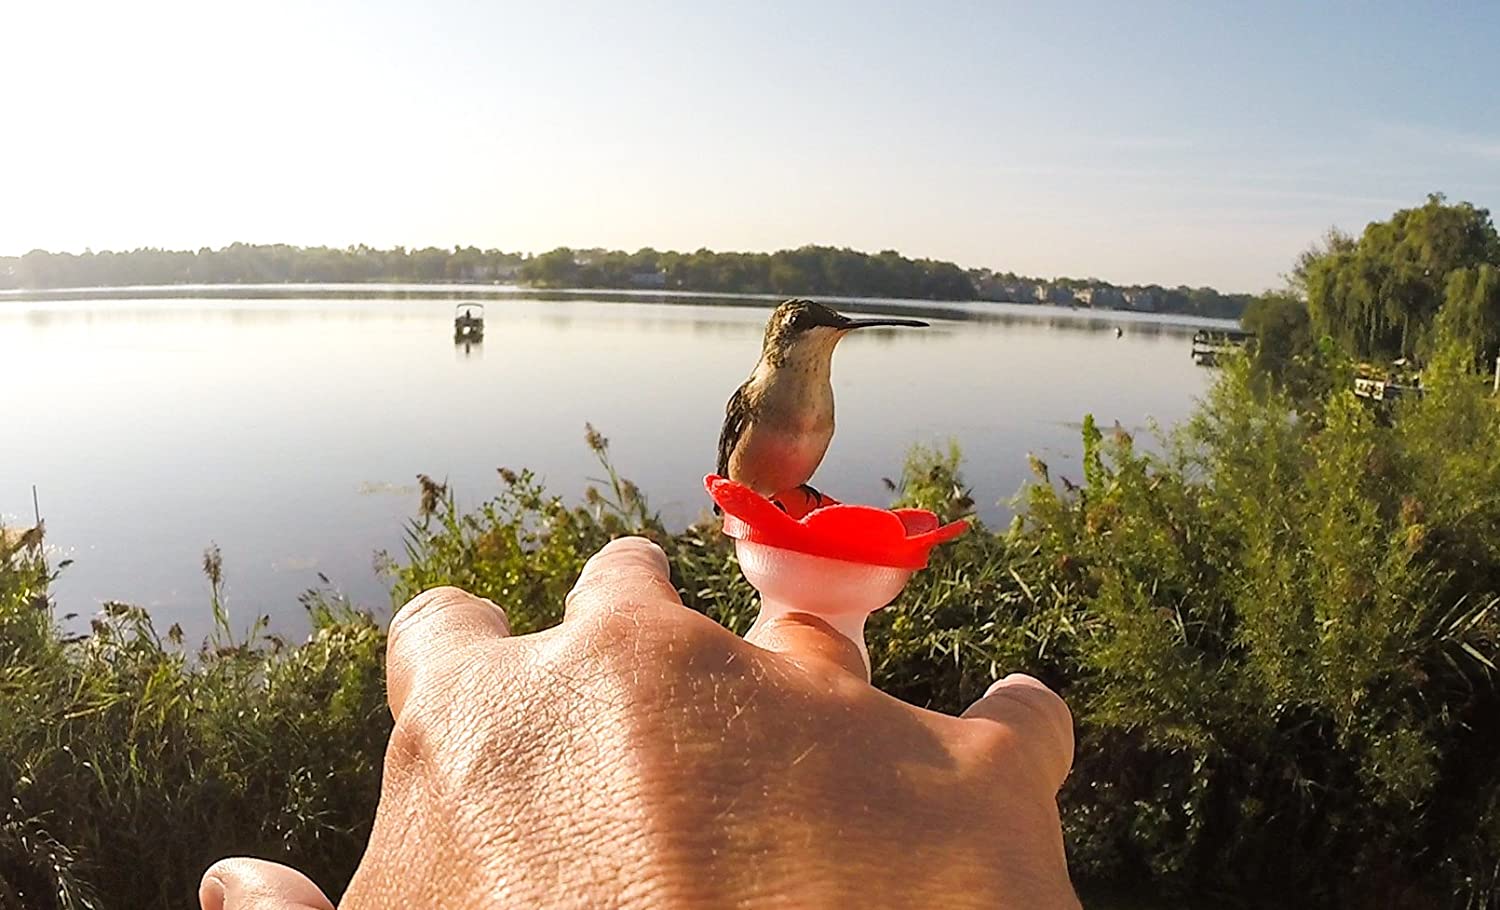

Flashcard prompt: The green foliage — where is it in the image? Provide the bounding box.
[1302,194,1500,361]
[1014,352,1500,905]
[0,244,526,288]
[1239,291,1322,396]
[517,244,981,300]
[383,427,669,634]
[1,537,388,909]
[885,439,975,523]
[519,247,582,289]
[1436,263,1500,368]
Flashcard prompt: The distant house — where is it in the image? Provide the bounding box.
[1124,289,1158,311]
[975,274,1036,303]
[1035,283,1075,305]
[973,273,1005,301]
[1076,286,1125,308]
[628,270,667,289]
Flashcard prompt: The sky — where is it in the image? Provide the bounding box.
[2,1,1497,291]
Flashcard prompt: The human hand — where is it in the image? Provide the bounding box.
[201,536,1079,908]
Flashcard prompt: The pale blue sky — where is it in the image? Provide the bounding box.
[3,1,1497,290]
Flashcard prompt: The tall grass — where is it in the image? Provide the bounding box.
[0,533,387,909]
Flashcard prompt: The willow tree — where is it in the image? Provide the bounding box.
[1302,194,1500,361]
[1436,264,1500,367]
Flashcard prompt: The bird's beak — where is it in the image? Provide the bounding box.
[837,317,929,330]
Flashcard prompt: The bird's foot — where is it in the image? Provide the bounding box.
[768,484,827,518]
[798,484,827,508]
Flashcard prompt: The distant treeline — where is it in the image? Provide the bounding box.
[0,243,1251,317]
[0,244,526,289]
[520,246,977,301]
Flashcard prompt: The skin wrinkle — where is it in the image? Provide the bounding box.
[361,737,463,904]
[449,645,666,904]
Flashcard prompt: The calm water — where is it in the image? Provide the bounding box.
[1,288,1230,641]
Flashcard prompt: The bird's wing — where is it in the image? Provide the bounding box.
[717,382,750,478]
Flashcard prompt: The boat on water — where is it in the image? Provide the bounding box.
[454,303,485,342]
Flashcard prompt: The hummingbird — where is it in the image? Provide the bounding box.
[717,299,928,507]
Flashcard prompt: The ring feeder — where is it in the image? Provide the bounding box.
[705,475,968,675]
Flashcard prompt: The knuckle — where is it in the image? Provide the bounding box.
[393,585,471,629]
[562,594,710,677]
[200,857,239,886]
[568,574,676,628]
[577,595,661,651]
[385,694,441,776]
[388,586,506,665]
[993,677,1072,730]
[569,565,672,608]
[966,717,1023,759]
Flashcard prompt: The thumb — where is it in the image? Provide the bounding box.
[200,858,334,910]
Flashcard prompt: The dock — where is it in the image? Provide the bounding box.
[1191,328,1254,366]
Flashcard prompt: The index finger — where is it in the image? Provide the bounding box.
[385,586,511,720]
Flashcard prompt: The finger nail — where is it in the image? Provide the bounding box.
[985,672,1044,698]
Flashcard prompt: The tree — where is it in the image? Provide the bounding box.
[1241,291,1317,394]
[1303,195,1500,361]
[519,248,580,288]
[1435,263,1500,367]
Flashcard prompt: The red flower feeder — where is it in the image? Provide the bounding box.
[705,475,968,676]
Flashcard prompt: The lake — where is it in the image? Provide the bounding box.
[1,286,1232,641]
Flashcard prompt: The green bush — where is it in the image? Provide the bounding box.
[1015,352,1500,905]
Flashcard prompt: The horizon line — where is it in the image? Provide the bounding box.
[0,240,1269,296]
